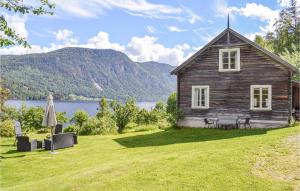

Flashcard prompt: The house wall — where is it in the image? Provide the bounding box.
[177,43,291,128]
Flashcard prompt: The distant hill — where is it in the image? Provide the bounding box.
[1,47,176,101]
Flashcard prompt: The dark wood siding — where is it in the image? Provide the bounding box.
[178,43,290,121]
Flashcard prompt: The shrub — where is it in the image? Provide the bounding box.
[96,116,117,135]
[111,99,138,133]
[135,108,159,125]
[166,93,183,127]
[0,119,14,137]
[153,101,167,119]
[79,117,117,135]
[71,110,89,134]
[79,117,96,135]
[64,125,78,133]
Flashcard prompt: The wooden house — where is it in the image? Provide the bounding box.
[171,26,299,128]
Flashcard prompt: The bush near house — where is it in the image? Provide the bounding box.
[0,119,14,137]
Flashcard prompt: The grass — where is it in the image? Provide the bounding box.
[1,124,299,191]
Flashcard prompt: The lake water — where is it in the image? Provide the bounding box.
[5,100,156,118]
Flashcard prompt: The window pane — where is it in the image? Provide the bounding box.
[223,63,229,69]
[201,88,206,107]
[197,89,200,106]
[222,57,228,64]
[222,52,228,58]
[262,88,268,95]
[193,88,198,106]
[230,63,235,69]
[254,88,260,95]
[222,52,228,64]
[254,94,260,108]
[230,51,236,58]
[262,94,269,108]
[230,57,236,65]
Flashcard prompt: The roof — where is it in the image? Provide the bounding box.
[171,28,299,75]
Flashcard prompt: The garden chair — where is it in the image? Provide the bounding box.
[204,118,216,128]
[55,124,63,134]
[237,117,251,129]
[16,136,38,152]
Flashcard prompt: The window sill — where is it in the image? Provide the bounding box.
[191,107,209,109]
[250,108,272,111]
[218,69,240,72]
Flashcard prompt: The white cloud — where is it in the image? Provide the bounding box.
[233,3,279,33]
[146,26,156,33]
[0,31,192,66]
[215,0,231,17]
[181,6,202,24]
[85,32,124,51]
[193,28,218,43]
[52,0,200,23]
[53,29,78,45]
[168,26,187,32]
[215,1,280,36]
[3,14,28,38]
[0,43,64,55]
[245,32,264,41]
[125,36,190,65]
[236,3,278,22]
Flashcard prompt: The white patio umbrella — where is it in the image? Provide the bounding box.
[42,94,57,153]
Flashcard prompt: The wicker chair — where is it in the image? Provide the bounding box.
[16,136,37,152]
[55,124,63,134]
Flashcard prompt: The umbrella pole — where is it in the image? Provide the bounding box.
[51,126,54,153]
[49,126,57,154]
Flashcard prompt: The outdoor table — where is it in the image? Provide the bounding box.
[217,118,238,129]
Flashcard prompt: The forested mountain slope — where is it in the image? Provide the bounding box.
[1,47,176,101]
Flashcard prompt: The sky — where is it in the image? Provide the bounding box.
[0,0,298,66]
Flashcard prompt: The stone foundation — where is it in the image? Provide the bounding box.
[177,117,289,129]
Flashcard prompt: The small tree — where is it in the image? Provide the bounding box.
[71,110,89,134]
[23,106,44,131]
[166,93,183,127]
[56,111,69,124]
[153,101,167,120]
[135,108,160,125]
[280,45,300,81]
[96,97,111,118]
[111,98,138,133]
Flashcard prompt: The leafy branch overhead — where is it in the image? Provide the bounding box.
[0,0,55,48]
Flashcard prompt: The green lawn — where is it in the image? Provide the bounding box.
[1,124,299,191]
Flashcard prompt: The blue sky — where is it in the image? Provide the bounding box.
[0,0,296,65]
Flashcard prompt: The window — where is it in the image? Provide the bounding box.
[250,85,272,110]
[192,86,209,109]
[219,48,240,72]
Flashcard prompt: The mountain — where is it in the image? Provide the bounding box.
[1,47,176,101]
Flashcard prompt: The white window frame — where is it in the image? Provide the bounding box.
[191,86,210,109]
[250,85,272,111]
[219,48,240,72]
